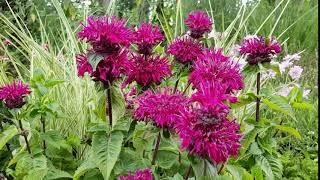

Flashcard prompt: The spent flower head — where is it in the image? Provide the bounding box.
[0,80,31,109]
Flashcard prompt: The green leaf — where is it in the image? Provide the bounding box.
[231,93,257,108]
[168,173,184,180]
[242,64,259,76]
[44,79,64,87]
[41,130,71,150]
[0,125,18,150]
[291,102,314,110]
[274,125,301,139]
[44,164,72,179]
[249,142,263,155]
[88,53,104,69]
[92,131,124,180]
[255,155,274,180]
[73,153,97,180]
[250,165,264,180]
[155,150,178,169]
[16,155,48,180]
[261,95,296,121]
[225,165,254,180]
[113,115,132,132]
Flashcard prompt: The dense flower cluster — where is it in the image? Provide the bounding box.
[167,37,203,64]
[189,48,244,93]
[133,23,164,55]
[0,80,31,109]
[239,35,282,65]
[78,16,133,54]
[185,11,213,39]
[134,88,188,128]
[125,54,172,87]
[118,168,153,180]
[76,49,130,85]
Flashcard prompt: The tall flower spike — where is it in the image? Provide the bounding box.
[0,80,31,109]
[78,16,133,54]
[118,168,153,180]
[134,88,189,128]
[125,54,172,87]
[189,48,244,93]
[185,11,213,39]
[133,23,164,55]
[239,35,282,65]
[76,53,93,77]
[167,36,203,64]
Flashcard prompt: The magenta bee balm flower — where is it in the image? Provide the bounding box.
[125,54,172,87]
[189,48,244,93]
[76,54,93,77]
[0,80,31,109]
[78,16,133,54]
[185,11,213,39]
[239,36,282,65]
[118,168,153,180]
[134,88,188,128]
[167,36,203,64]
[133,23,164,55]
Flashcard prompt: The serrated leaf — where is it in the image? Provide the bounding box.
[291,102,314,110]
[155,150,178,169]
[255,155,274,180]
[274,125,301,139]
[41,130,70,150]
[113,115,132,132]
[225,165,254,180]
[250,165,264,180]
[261,95,296,121]
[92,131,124,180]
[0,125,18,150]
[249,142,263,155]
[16,155,48,180]
[73,153,97,180]
[44,164,72,180]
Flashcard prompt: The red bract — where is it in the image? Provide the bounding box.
[78,16,133,54]
[76,54,93,77]
[118,168,153,180]
[185,11,213,39]
[176,109,241,164]
[167,36,203,64]
[134,88,189,128]
[133,23,164,55]
[125,54,172,87]
[239,36,282,65]
[189,48,244,93]
[0,80,31,109]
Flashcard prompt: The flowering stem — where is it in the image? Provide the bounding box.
[173,79,180,94]
[40,116,46,154]
[18,119,31,154]
[255,72,261,122]
[151,131,161,165]
[0,122,10,152]
[106,81,113,127]
[184,164,192,180]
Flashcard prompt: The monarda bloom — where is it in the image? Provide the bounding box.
[78,16,133,54]
[76,53,93,77]
[185,11,213,39]
[134,88,188,128]
[176,109,241,164]
[118,168,153,180]
[189,49,244,93]
[76,49,130,85]
[0,80,31,109]
[239,35,282,65]
[133,23,164,55]
[167,36,203,64]
[125,54,172,87]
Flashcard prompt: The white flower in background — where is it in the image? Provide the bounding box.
[244,34,258,40]
[277,86,293,97]
[262,69,276,80]
[231,56,246,70]
[230,44,241,56]
[279,60,293,73]
[283,53,301,62]
[303,89,311,99]
[288,65,303,80]
[82,0,91,7]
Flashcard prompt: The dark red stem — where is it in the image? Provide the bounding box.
[106,82,113,127]
[41,116,46,154]
[18,120,31,154]
[256,72,261,122]
[184,164,192,180]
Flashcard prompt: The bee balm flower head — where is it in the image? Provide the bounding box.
[0,80,31,109]
[185,11,213,39]
[118,168,153,180]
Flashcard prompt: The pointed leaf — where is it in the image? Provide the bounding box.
[0,125,18,150]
